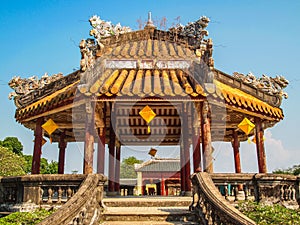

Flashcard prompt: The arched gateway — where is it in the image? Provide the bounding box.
[9,13,288,195]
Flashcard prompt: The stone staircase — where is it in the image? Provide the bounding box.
[100,196,198,225]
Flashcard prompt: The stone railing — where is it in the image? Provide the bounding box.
[37,174,106,225]
[210,173,299,208]
[190,172,256,225]
[0,174,87,212]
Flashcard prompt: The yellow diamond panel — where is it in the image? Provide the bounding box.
[42,118,59,135]
[139,105,156,124]
[238,117,255,135]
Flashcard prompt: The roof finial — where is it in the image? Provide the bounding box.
[144,11,156,29]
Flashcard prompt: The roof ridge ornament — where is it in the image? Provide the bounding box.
[169,16,210,42]
[233,72,289,99]
[144,12,156,29]
[89,15,132,45]
[8,73,64,107]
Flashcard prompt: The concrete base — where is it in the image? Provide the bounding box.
[106,191,118,196]
[184,191,192,197]
[180,191,192,197]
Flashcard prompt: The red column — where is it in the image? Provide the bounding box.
[160,178,165,196]
[97,127,105,174]
[255,118,267,173]
[232,130,241,173]
[83,101,95,174]
[115,143,121,193]
[201,102,213,173]
[180,142,186,194]
[108,104,116,192]
[182,104,191,193]
[192,126,201,173]
[32,117,44,174]
[193,103,202,173]
[58,130,67,174]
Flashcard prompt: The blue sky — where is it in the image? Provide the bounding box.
[0,0,299,174]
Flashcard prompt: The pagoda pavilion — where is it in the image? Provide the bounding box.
[9,13,288,195]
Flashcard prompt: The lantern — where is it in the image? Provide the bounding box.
[148,148,157,157]
[42,118,59,143]
[139,105,156,133]
[238,118,255,135]
[238,117,255,143]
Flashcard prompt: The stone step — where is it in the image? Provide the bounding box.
[102,206,197,222]
[103,196,192,207]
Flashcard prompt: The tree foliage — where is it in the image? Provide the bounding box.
[0,137,23,155]
[120,156,143,178]
[23,155,58,174]
[273,165,300,176]
[0,146,26,176]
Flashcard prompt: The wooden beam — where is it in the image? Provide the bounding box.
[21,99,86,122]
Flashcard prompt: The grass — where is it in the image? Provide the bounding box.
[237,201,300,225]
[0,208,54,225]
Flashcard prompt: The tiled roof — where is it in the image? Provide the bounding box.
[79,69,205,97]
[135,159,180,172]
[214,80,283,119]
[101,39,195,60]
[78,68,283,119]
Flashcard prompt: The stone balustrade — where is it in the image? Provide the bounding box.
[210,173,299,208]
[37,174,106,225]
[190,172,256,225]
[190,172,300,224]
[0,174,87,212]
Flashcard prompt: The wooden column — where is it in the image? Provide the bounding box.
[97,103,106,174]
[108,103,116,192]
[192,127,201,172]
[58,130,67,174]
[115,142,121,193]
[232,130,241,173]
[201,101,213,173]
[180,142,185,193]
[31,117,44,174]
[255,118,267,173]
[97,127,105,174]
[160,178,165,196]
[182,103,191,193]
[83,101,95,174]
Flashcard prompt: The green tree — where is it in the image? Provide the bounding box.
[0,137,23,155]
[273,164,300,176]
[120,156,143,178]
[0,146,26,176]
[23,155,58,174]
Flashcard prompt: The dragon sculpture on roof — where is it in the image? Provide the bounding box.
[233,72,289,99]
